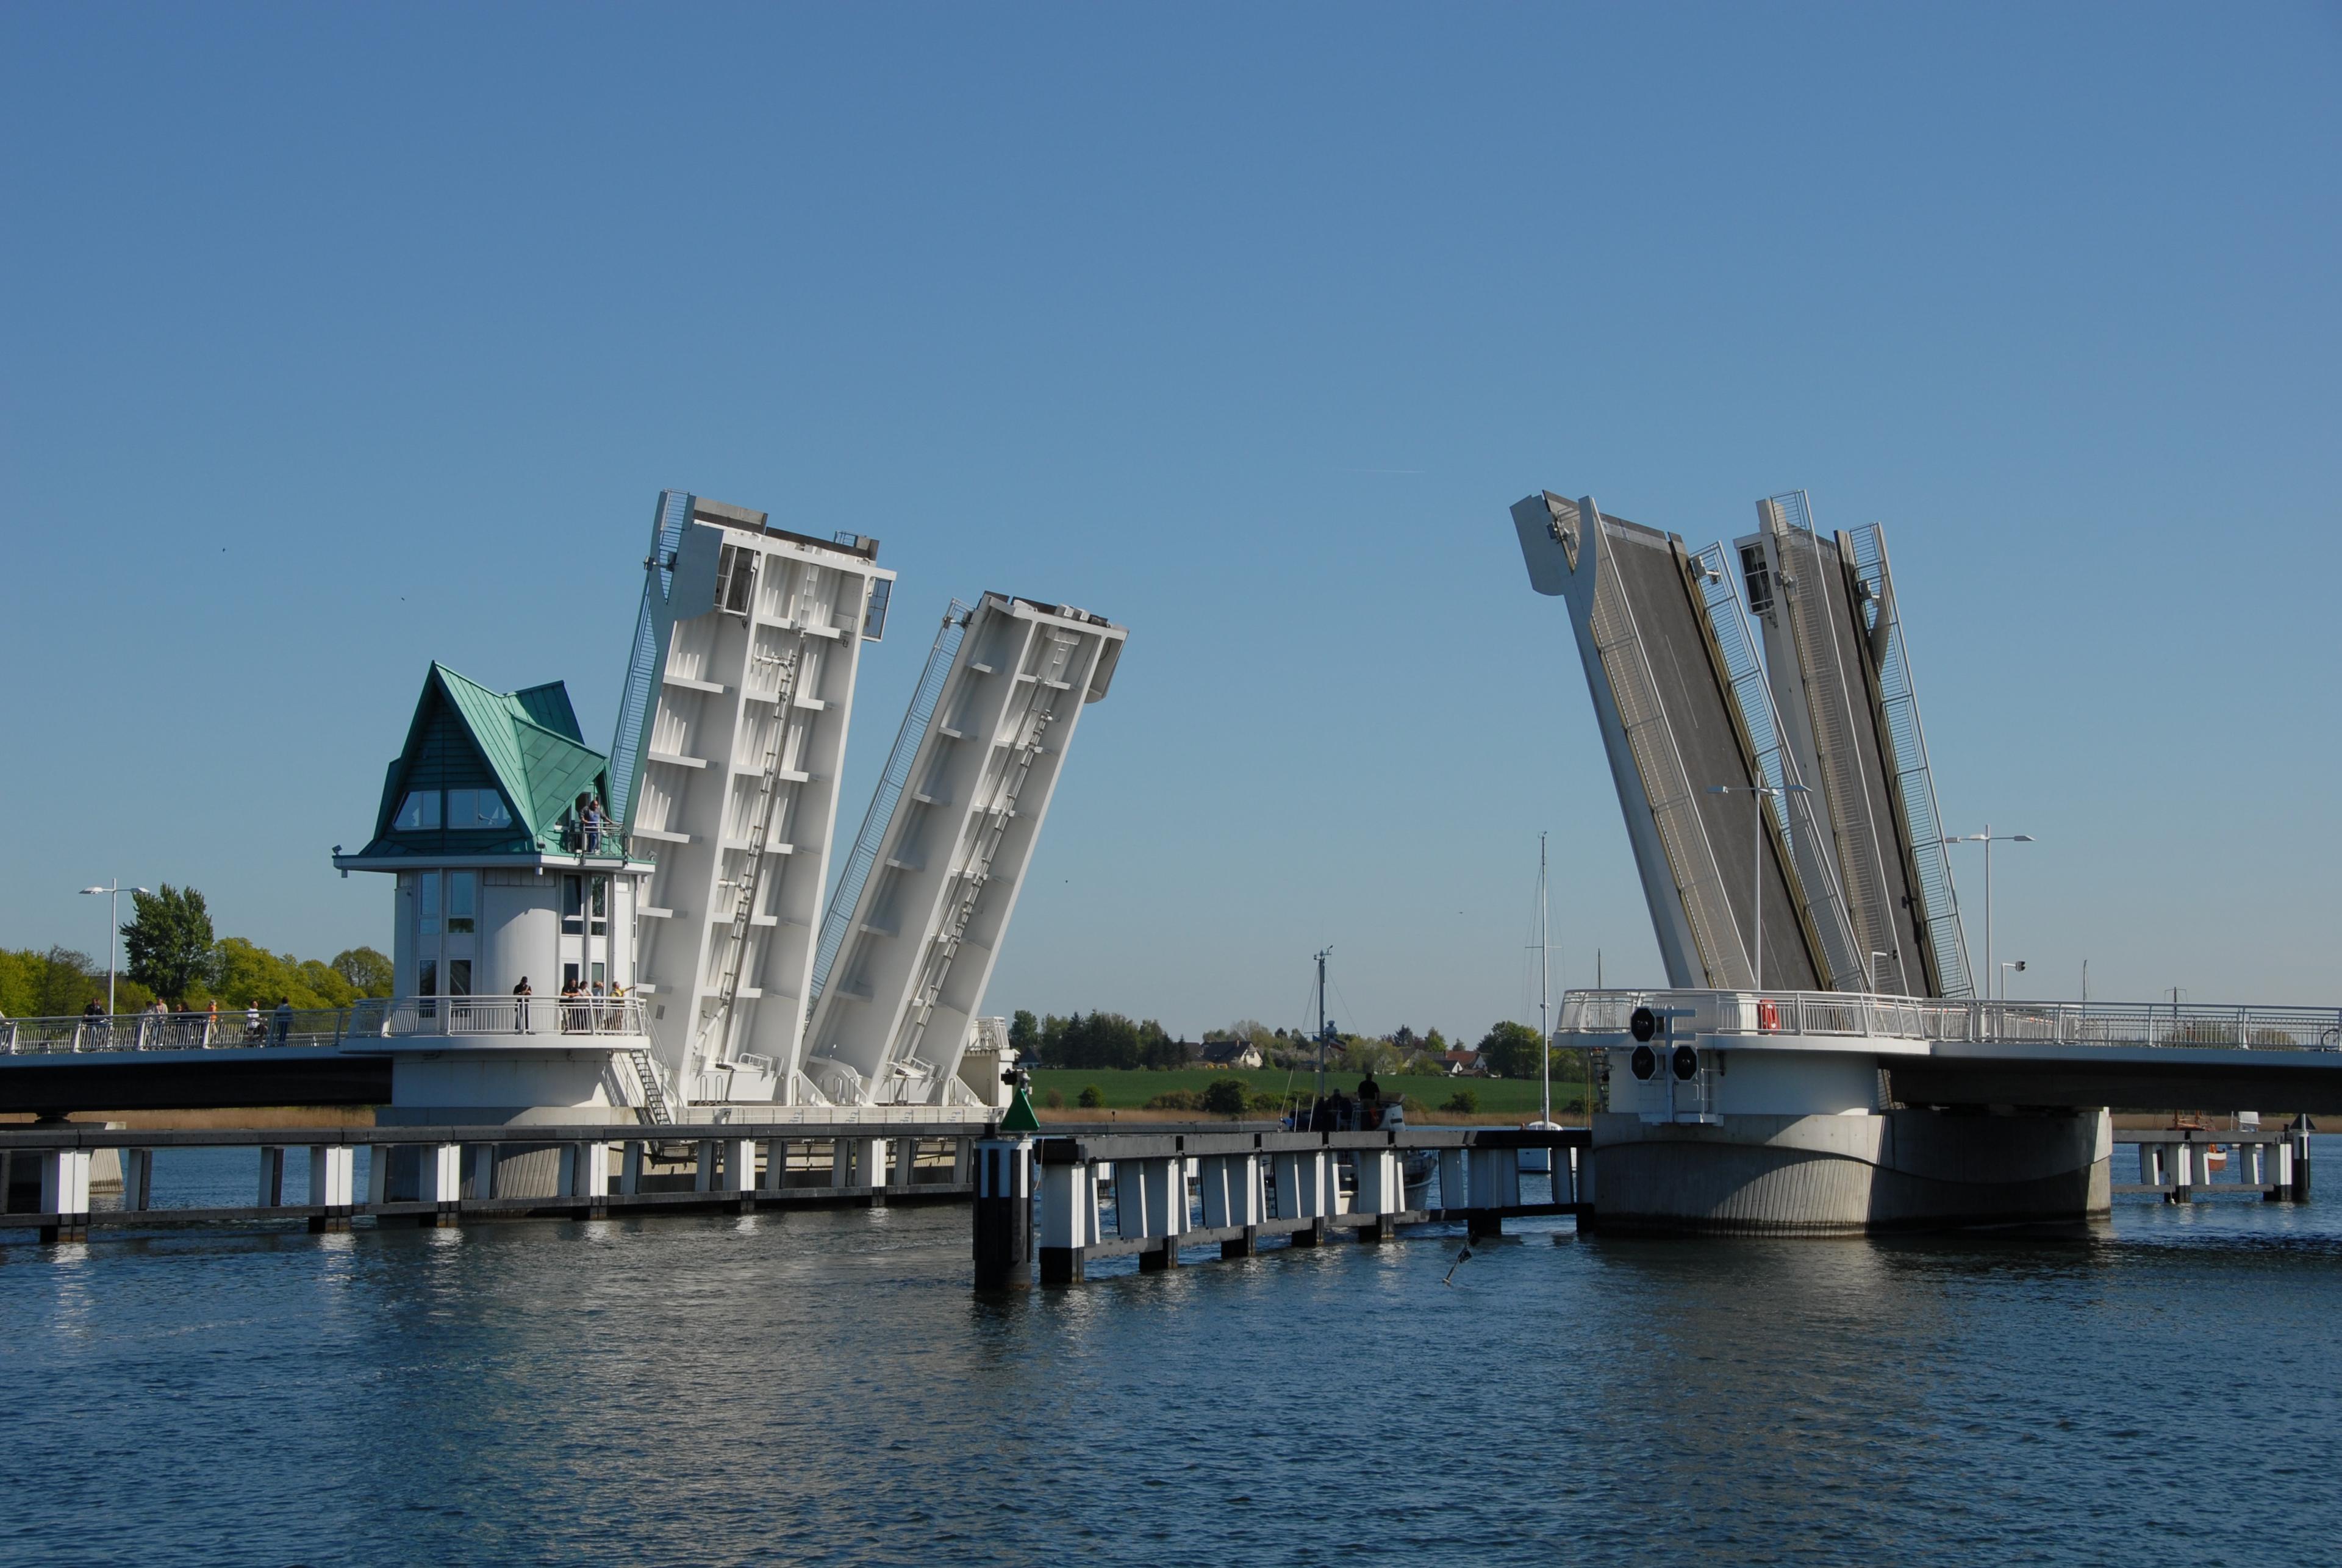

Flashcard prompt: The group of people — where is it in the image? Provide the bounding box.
[570,792,609,854]
[510,975,628,1033]
[48,995,301,1048]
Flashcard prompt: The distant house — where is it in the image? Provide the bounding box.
[1200,1040,1264,1070]
[1443,1048,1487,1077]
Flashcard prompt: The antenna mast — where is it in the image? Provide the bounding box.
[1313,946,1333,1105]
[1538,831,1552,1128]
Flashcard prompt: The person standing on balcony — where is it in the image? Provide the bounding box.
[582,795,606,854]
[513,976,533,1033]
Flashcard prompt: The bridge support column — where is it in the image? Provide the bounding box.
[1273,1150,1329,1245]
[889,1137,916,1194]
[2172,1141,2195,1205]
[951,1138,972,1186]
[2141,1144,2165,1192]
[2270,1137,2296,1201]
[419,1142,462,1226]
[2294,1121,2313,1201]
[1436,1148,1469,1214]
[853,1137,886,1198]
[1198,1153,1263,1257]
[557,1141,608,1217]
[693,1139,718,1193]
[257,1146,287,1208]
[468,1144,496,1203]
[123,1147,155,1212]
[758,1139,789,1195]
[37,1148,91,1243]
[1037,1156,1100,1284]
[972,1137,1032,1289]
[1466,1144,1520,1237]
[309,1145,356,1232]
[619,1140,644,1197]
[1120,1156,1186,1272]
[367,1143,391,1205]
[1353,1148,1403,1243]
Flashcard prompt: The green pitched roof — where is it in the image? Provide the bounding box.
[359,664,613,858]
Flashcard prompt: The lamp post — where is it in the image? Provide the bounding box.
[78,880,149,1016]
[1999,959,2027,999]
[1709,783,1809,988]
[1941,826,2034,999]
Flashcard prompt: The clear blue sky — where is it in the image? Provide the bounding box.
[5,4,2337,1037]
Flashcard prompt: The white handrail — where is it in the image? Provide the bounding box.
[1554,988,2342,1051]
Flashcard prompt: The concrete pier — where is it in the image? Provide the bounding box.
[1026,1128,1585,1287]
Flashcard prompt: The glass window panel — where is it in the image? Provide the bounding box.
[418,959,437,997]
[418,871,440,936]
[562,874,582,933]
[395,791,442,831]
[448,959,471,997]
[447,872,476,934]
[475,792,511,828]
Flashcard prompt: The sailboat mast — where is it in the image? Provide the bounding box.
[1538,832,1552,1126]
[1313,946,1331,1104]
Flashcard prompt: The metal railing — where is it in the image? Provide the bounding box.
[1556,989,2342,1052]
[346,996,647,1039]
[0,997,651,1055]
[1,1008,359,1054]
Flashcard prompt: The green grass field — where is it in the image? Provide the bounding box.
[1026,1066,1586,1117]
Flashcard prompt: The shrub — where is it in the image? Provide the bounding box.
[1144,1089,1203,1111]
[1442,1089,1480,1114]
[1200,1078,1249,1115]
[1248,1090,1286,1114]
[1042,1088,1066,1109]
[1076,1084,1105,1109]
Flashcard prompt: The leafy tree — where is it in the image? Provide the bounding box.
[121,885,218,1004]
[1423,1028,1448,1054]
[1040,1087,1065,1109]
[332,947,394,997]
[1008,1009,1040,1056]
[1076,1084,1105,1109]
[1476,1020,1545,1078]
[1200,1078,1248,1117]
[0,947,103,1017]
[212,937,357,1009]
[1442,1088,1481,1114]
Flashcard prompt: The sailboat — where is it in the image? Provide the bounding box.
[1519,832,1564,1175]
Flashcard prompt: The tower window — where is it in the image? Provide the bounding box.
[447,789,512,829]
[394,791,442,831]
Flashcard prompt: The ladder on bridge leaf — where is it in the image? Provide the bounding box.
[627,1047,676,1125]
[703,639,806,1073]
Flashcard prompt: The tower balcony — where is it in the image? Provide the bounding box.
[345,994,647,1046]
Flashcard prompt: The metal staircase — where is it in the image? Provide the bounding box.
[626,1047,676,1125]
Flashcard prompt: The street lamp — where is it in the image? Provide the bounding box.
[1941,826,2035,999]
[79,880,150,1016]
[1709,782,1809,987]
[1999,959,2027,998]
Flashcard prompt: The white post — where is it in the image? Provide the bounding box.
[563,1141,609,1201]
[40,1148,93,1226]
[310,1145,356,1208]
[723,1137,755,1194]
[1038,1160,1100,1249]
[854,1137,886,1190]
[1353,1147,1405,1217]
[420,1143,464,1205]
[1273,1150,1329,1220]
[1198,1154,1264,1228]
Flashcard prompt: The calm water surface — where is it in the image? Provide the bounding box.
[5,1144,2338,1566]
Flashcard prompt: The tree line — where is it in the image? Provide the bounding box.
[1007,1006,1577,1081]
[0,885,392,1017]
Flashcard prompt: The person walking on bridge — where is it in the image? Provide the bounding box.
[272,997,293,1046]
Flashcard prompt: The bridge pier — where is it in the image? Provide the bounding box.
[123,1147,155,1212]
[310,1144,357,1231]
[418,1141,462,1226]
[1037,1153,1102,1284]
[560,1140,607,1218]
[758,1138,790,1197]
[1198,1153,1264,1258]
[972,1137,1032,1288]
[36,1148,91,1242]
[1273,1149,1330,1245]
[1353,1148,1404,1243]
